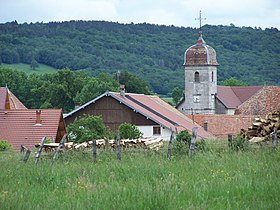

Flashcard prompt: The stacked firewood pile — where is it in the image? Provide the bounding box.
[240,109,280,143]
[64,137,163,150]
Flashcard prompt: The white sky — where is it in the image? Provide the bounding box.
[0,0,279,29]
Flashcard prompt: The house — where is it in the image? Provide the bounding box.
[64,91,213,140]
[0,109,67,150]
[0,86,67,150]
[0,87,27,110]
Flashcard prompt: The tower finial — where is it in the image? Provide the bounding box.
[195,10,206,35]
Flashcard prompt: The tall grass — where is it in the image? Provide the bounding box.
[0,142,279,209]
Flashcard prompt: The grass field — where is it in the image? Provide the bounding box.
[1,63,57,74]
[161,97,175,106]
[0,142,279,209]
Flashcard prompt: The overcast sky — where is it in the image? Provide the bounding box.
[0,0,279,29]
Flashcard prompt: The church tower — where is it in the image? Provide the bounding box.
[180,27,218,114]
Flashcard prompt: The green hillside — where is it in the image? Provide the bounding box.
[1,63,57,74]
[0,21,279,94]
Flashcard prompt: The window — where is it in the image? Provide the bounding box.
[211,94,215,102]
[153,126,161,135]
[194,72,200,82]
[193,95,200,103]
[211,72,214,82]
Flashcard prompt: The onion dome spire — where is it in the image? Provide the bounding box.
[183,11,218,66]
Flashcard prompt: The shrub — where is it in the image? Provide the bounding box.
[230,135,248,151]
[0,140,12,151]
[67,115,111,143]
[173,130,206,154]
[173,130,192,154]
[118,123,143,139]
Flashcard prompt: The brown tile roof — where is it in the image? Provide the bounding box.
[65,92,214,139]
[0,109,66,150]
[187,114,257,138]
[183,35,219,66]
[237,86,280,116]
[217,86,263,108]
[0,87,27,110]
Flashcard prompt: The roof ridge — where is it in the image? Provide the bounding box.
[108,91,145,96]
[229,86,242,104]
[240,86,263,104]
[7,89,18,109]
[231,86,263,105]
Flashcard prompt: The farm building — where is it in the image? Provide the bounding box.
[0,109,67,150]
[64,91,213,140]
[0,86,67,150]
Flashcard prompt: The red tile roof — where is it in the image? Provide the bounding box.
[0,109,66,150]
[0,87,7,109]
[0,87,27,110]
[217,86,262,108]
[187,114,257,138]
[65,92,214,139]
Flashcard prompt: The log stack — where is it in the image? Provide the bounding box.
[66,137,163,150]
[240,109,280,142]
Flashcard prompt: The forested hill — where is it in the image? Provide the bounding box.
[0,21,279,95]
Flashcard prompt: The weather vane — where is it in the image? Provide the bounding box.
[195,10,206,33]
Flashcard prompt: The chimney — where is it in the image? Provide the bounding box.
[74,102,81,109]
[119,85,125,97]
[203,120,208,131]
[36,110,42,124]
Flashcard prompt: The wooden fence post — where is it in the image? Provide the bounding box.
[228,134,233,149]
[52,134,67,163]
[20,145,25,160]
[93,139,97,162]
[272,128,278,151]
[167,131,174,160]
[189,127,198,157]
[116,130,121,160]
[35,137,46,164]
[24,150,31,162]
[20,145,31,162]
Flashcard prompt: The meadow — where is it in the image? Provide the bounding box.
[0,141,279,210]
[1,63,57,74]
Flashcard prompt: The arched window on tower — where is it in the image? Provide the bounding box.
[211,72,214,82]
[194,72,200,83]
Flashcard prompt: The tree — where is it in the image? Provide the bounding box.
[171,87,183,105]
[67,115,110,143]
[74,73,119,104]
[221,77,247,86]
[118,70,152,95]
[43,83,75,112]
[0,67,29,104]
[118,123,143,139]
[30,58,39,70]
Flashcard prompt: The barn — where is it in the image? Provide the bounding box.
[64,91,213,140]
